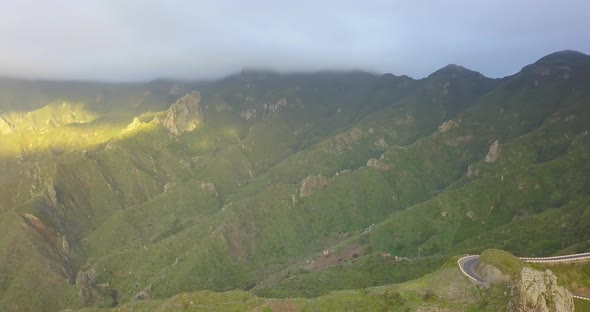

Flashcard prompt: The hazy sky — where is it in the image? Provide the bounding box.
[1,0,589,81]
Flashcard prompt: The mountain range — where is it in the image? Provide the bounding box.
[0,50,589,311]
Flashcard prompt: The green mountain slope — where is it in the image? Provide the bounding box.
[0,51,589,311]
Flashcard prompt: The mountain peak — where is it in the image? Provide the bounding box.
[535,50,588,64]
[162,91,202,135]
[427,64,485,80]
[521,50,590,79]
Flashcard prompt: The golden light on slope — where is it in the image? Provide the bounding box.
[0,102,152,158]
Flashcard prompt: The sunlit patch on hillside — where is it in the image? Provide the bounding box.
[0,103,173,157]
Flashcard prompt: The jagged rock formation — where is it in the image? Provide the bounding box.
[299,175,329,197]
[507,267,574,312]
[484,140,501,163]
[163,91,202,135]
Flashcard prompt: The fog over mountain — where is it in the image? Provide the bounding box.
[1,0,589,81]
[1,1,590,310]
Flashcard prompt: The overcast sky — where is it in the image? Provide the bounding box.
[1,0,589,81]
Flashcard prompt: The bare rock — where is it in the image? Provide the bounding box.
[163,91,202,135]
[164,182,176,193]
[466,164,479,177]
[507,267,574,312]
[438,120,458,133]
[325,128,365,154]
[484,140,501,163]
[76,269,97,294]
[299,175,329,197]
[475,262,511,284]
[200,182,219,199]
[76,268,117,306]
[62,236,70,255]
[367,158,392,171]
[264,98,288,113]
[240,109,257,120]
[47,183,58,207]
[121,117,147,134]
[374,137,388,149]
[133,290,151,301]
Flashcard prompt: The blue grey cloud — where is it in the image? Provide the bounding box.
[0,0,588,81]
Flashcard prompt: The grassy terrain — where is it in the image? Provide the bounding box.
[78,257,482,312]
[478,249,524,279]
[0,51,589,311]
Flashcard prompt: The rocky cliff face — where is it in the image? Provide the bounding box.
[299,175,329,197]
[474,262,512,284]
[507,267,574,312]
[163,91,202,135]
[484,139,501,163]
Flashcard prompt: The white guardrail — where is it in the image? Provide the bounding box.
[573,295,590,301]
[458,252,590,301]
[519,252,590,263]
[457,255,479,283]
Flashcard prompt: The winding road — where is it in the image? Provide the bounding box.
[457,253,590,301]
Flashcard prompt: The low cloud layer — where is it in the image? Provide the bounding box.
[1,0,589,81]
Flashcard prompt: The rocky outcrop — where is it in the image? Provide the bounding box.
[263,98,288,113]
[375,137,388,149]
[367,158,392,171]
[133,289,151,301]
[47,183,59,207]
[438,120,458,132]
[299,175,329,197]
[62,236,70,255]
[475,262,512,284]
[76,269,98,293]
[507,267,574,312]
[466,164,479,177]
[121,117,147,134]
[240,109,256,120]
[76,268,117,306]
[164,182,176,193]
[484,140,501,163]
[200,182,219,199]
[325,128,365,154]
[163,91,202,135]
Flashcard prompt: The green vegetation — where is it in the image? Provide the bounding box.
[479,249,524,279]
[574,298,590,311]
[0,51,589,311]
